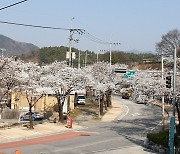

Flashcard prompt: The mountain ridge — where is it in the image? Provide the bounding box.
[0,34,39,56]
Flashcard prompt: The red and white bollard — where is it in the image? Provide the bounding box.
[67,117,72,128]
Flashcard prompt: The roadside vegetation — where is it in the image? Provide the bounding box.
[70,97,99,120]
[147,126,180,149]
[19,46,157,68]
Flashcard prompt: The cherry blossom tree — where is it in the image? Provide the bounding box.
[41,61,89,123]
[84,62,119,115]
[0,57,24,108]
[15,61,44,129]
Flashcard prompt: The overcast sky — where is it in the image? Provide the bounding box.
[0,0,179,53]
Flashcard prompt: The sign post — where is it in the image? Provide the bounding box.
[169,116,175,154]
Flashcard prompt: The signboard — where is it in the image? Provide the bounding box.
[66,51,70,59]
[114,68,127,73]
[66,52,76,59]
[124,71,136,78]
[72,52,76,59]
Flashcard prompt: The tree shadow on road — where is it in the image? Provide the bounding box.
[99,113,161,153]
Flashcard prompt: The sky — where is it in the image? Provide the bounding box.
[0,0,180,53]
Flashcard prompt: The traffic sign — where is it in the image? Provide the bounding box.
[124,71,136,78]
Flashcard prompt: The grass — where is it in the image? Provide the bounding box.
[147,130,169,147]
[69,97,99,119]
[147,126,180,148]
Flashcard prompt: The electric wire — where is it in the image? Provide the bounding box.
[0,0,120,46]
[0,0,28,11]
[0,20,69,31]
[0,20,120,45]
[82,30,121,45]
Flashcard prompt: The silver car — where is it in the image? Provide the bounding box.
[20,112,44,121]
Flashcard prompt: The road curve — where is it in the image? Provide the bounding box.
[1,95,162,154]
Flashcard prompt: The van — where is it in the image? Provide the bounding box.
[77,95,86,105]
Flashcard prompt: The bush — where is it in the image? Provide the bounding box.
[147,130,169,147]
[147,129,180,148]
[1,109,19,119]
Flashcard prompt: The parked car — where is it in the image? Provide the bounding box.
[77,95,86,105]
[136,95,147,104]
[122,92,130,99]
[20,112,44,121]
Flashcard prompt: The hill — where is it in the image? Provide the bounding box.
[20,46,158,70]
[0,34,39,56]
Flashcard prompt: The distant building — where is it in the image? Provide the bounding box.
[11,89,75,113]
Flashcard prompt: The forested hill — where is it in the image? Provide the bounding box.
[20,46,157,66]
[0,34,39,56]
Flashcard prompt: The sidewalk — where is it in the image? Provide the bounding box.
[0,122,84,143]
[0,99,123,144]
[101,98,124,122]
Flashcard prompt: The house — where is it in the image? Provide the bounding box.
[11,88,75,113]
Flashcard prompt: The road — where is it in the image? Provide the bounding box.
[1,96,162,154]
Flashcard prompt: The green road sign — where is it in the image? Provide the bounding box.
[124,71,136,78]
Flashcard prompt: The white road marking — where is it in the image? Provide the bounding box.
[131,113,140,116]
[117,104,129,120]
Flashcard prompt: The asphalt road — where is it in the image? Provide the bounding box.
[2,96,162,154]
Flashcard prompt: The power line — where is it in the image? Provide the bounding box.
[0,19,120,46]
[82,31,111,44]
[0,0,28,11]
[82,30,121,45]
[0,20,69,31]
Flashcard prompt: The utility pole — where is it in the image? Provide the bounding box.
[172,47,177,116]
[169,46,177,154]
[97,53,99,63]
[69,29,73,67]
[109,42,120,67]
[161,52,165,130]
[85,51,87,67]
[78,50,81,69]
[68,17,75,67]
[109,43,112,67]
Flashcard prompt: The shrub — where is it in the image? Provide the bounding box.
[147,129,180,148]
[147,130,169,147]
[1,109,19,119]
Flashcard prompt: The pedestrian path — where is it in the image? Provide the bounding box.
[101,97,124,122]
[0,122,83,143]
[0,98,124,144]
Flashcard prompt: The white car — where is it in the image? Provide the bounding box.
[77,95,86,105]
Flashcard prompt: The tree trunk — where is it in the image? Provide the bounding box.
[57,97,64,123]
[29,106,34,129]
[107,89,112,107]
[104,93,107,111]
[100,94,104,116]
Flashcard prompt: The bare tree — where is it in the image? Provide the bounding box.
[156,29,180,55]
[156,29,180,134]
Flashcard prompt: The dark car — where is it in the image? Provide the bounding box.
[20,112,44,121]
[122,92,130,99]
